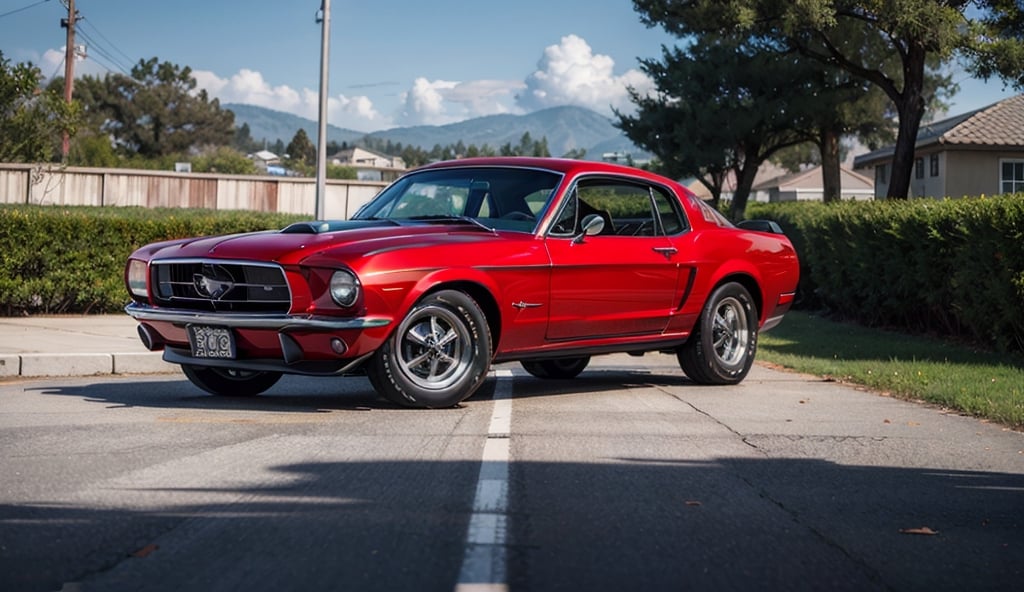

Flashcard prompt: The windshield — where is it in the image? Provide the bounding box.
[353,166,562,232]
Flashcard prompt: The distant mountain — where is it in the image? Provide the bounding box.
[225,103,365,148]
[225,103,648,160]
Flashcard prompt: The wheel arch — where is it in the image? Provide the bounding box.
[419,280,501,355]
[709,271,764,325]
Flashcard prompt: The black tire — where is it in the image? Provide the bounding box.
[520,356,590,379]
[368,290,492,408]
[181,365,282,396]
[677,282,758,385]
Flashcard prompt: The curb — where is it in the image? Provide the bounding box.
[0,352,179,378]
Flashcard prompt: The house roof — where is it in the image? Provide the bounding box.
[329,146,393,160]
[752,165,873,192]
[854,93,1024,167]
[252,150,278,161]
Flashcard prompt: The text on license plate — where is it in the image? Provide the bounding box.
[187,325,236,359]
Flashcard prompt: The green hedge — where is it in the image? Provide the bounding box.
[0,205,306,315]
[748,195,1024,354]
[4,199,1023,355]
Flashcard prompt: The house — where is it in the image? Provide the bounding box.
[750,165,874,202]
[329,147,406,181]
[853,94,1024,198]
[249,150,280,171]
[601,151,652,168]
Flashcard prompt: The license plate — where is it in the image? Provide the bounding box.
[187,325,236,359]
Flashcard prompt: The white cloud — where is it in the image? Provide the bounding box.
[395,77,524,126]
[40,32,654,132]
[516,34,654,116]
[192,68,388,132]
[41,48,108,79]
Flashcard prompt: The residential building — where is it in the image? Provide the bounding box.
[329,147,406,181]
[751,165,874,202]
[853,94,1024,198]
[249,150,280,173]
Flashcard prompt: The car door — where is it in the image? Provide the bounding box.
[544,177,685,341]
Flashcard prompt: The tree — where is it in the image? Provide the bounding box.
[232,122,260,153]
[285,128,315,168]
[69,132,119,167]
[72,58,234,159]
[618,37,809,218]
[632,0,1024,199]
[191,146,257,174]
[0,52,78,163]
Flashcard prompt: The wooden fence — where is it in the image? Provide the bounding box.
[0,164,392,219]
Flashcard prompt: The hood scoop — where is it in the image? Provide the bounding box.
[281,219,397,234]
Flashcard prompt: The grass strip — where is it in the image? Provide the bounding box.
[758,311,1024,430]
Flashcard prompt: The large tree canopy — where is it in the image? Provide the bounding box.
[0,52,77,163]
[632,0,1024,199]
[618,36,814,219]
[72,58,234,158]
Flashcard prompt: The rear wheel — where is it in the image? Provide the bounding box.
[520,356,590,379]
[181,365,282,396]
[677,282,758,385]
[368,290,492,408]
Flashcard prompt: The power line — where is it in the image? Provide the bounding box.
[0,0,52,20]
[78,17,134,68]
[76,26,130,74]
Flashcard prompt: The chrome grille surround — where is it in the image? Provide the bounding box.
[150,259,291,313]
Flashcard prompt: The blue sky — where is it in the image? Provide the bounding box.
[1,0,1017,133]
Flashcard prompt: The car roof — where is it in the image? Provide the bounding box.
[410,156,716,227]
[416,157,670,183]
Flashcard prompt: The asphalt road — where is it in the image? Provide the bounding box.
[1,354,1021,592]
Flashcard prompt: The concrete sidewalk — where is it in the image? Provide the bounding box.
[0,315,177,378]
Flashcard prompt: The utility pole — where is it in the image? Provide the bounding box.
[314,0,331,220]
[60,0,77,160]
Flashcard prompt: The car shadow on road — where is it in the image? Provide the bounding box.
[2,454,1022,592]
[30,364,699,412]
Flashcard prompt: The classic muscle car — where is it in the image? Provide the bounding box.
[125,157,799,407]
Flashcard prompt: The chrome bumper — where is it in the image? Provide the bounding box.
[124,302,391,331]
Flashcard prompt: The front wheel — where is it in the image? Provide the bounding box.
[181,365,282,396]
[520,356,590,379]
[368,290,492,408]
[677,282,758,385]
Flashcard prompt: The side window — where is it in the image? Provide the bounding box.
[577,181,655,236]
[549,179,690,237]
[550,189,579,236]
[652,187,688,235]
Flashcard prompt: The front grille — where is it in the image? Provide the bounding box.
[151,260,290,313]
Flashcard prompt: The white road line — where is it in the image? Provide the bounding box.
[455,369,513,592]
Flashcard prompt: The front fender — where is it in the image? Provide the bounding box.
[360,265,502,329]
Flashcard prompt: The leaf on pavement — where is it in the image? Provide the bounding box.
[899,526,938,536]
[131,544,159,558]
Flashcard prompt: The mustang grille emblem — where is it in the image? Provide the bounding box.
[193,272,234,300]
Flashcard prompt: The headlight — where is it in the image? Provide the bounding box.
[329,269,360,307]
[126,260,148,297]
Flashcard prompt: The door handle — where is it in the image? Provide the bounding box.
[652,247,677,259]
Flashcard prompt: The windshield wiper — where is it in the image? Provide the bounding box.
[406,215,496,233]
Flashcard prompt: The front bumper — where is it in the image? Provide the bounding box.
[125,302,391,331]
[125,302,392,376]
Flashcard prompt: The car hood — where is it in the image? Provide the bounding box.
[143,219,506,265]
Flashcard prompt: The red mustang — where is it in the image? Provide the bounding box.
[125,157,798,407]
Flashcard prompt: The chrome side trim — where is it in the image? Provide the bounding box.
[125,302,391,331]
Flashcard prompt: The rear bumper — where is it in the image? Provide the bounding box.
[761,291,796,332]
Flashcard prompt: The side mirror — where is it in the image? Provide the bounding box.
[573,214,605,243]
